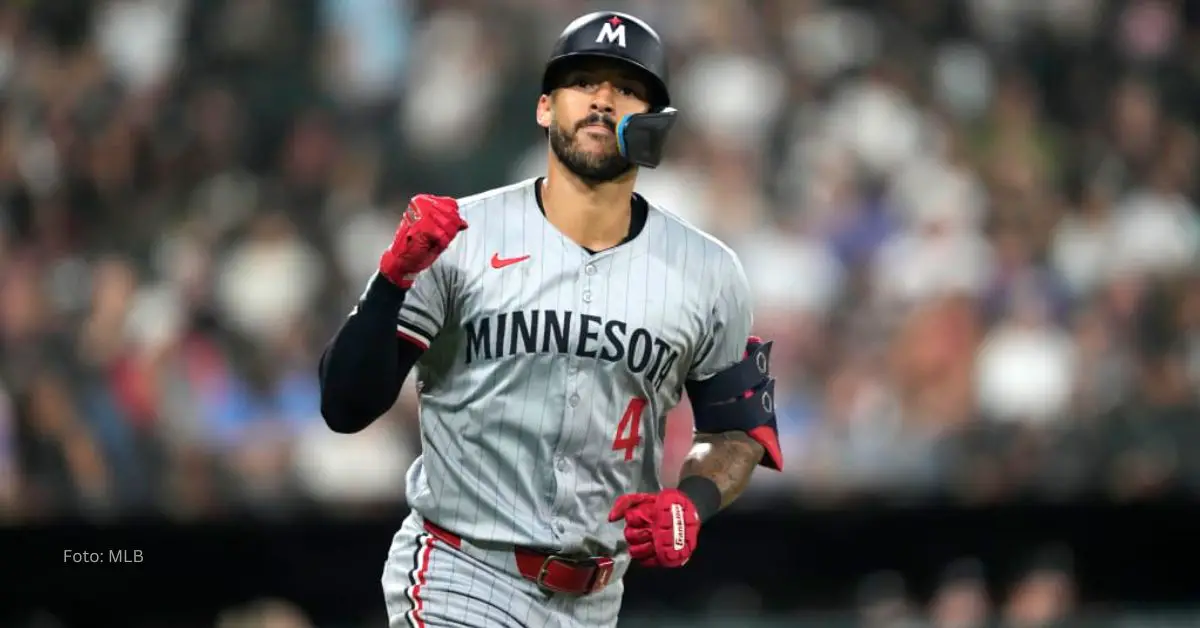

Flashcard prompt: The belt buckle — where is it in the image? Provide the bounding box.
[535,554,580,594]
[535,554,615,595]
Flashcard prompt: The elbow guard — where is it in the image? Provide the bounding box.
[685,336,783,471]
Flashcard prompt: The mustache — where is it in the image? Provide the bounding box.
[576,113,617,133]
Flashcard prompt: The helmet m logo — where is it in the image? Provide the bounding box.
[595,20,626,47]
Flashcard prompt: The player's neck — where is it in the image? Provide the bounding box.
[542,165,635,251]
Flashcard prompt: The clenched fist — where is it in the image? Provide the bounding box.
[379,194,468,288]
[608,489,701,568]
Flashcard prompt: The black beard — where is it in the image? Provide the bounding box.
[549,119,633,185]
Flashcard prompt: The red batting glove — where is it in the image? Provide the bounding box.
[379,194,468,288]
[607,489,700,568]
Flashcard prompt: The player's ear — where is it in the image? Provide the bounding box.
[536,94,552,130]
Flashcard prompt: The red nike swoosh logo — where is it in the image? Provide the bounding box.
[491,253,530,269]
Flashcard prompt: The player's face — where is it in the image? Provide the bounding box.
[539,61,652,184]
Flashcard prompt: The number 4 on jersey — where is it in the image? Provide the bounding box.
[612,397,647,461]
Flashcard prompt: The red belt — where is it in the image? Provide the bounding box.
[423,520,615,596]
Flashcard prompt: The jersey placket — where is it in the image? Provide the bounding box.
[548,255,604,542]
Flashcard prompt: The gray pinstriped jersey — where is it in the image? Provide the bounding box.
[393,177,752,557]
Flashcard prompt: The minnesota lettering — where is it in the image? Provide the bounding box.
[464,310,680,391]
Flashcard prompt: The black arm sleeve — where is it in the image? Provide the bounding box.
[318,273,425,433]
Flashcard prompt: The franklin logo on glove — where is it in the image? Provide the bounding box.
[671,504,686,551]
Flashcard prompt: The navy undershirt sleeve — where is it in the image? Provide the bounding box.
[318,274,424,433]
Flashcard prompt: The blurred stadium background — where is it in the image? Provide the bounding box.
[1,0,1199,626]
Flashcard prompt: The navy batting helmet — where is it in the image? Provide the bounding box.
[541,11,678,168]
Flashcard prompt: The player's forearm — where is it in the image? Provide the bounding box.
[319,273,420,433]
[676,431,765,521]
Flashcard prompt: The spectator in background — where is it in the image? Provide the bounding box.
[1098,280,1200,500]
[930,558,992,628]
[215,598,314,628]
[291,379,414,513]
[1052,182,1117,300]
[17,370,111,519]
[855,570,923,628]
[975,283,1077,425]
[317,0,411,118]
[93,0,186,97]
[1002,546,1077,628]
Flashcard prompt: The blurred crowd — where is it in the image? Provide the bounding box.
[850,549,1080,628]
[1,0,1200,522]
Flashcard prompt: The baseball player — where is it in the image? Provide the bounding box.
[319,11,783,628]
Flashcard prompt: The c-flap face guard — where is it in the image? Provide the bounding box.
[616,107,678,168]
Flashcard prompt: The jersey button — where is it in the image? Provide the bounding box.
[568,393,580,407]
[556,457,569,471]
[585,264,597,275]
[582,291,592,303]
